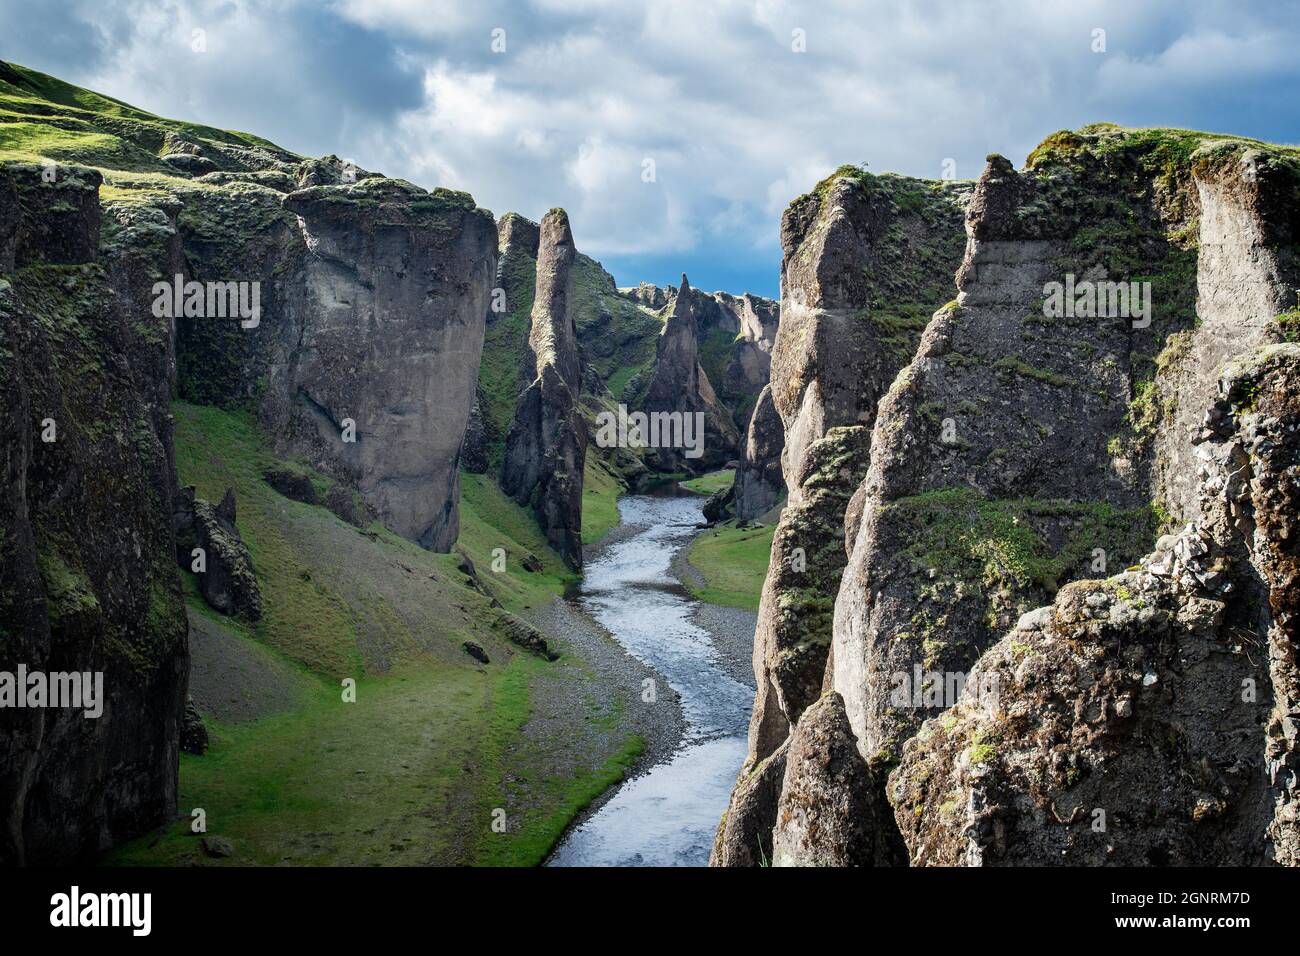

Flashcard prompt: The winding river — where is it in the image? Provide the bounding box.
[547,493,754,867]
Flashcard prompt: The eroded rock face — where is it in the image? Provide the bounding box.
[274,179,497,551]
[771,692,903,866]
[1152,142,1300,523]
[714,170,968,866]
[171,171,496,553]
[732,384,785,521]
[719,128,1300,868]
[746,171,969,765]
[644,274,741,472]
[833,137,1229,775]
[893,344,1300,865]
[501,209,587,569]
[8,163,102,267]
[0,162,188,864]
[710,741,788,867]
[626,281,779,435]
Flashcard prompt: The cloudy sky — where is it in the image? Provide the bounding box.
[3,0,1299,296]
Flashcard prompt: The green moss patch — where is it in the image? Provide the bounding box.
[888,487,1155,594]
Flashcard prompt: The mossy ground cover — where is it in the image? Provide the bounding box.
[581,456,624,545]
[107,403,636,865]
[1276,305,1300,345]
[458,470,578,606]
[681,468,735,495]
[683,521,775,611]
[476,247,537,470]
[106,647,642,866]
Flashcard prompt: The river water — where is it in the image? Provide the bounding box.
[547,493,754,867]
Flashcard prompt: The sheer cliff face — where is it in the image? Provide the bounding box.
[275,179,496,550]
[501,209,587,569]
[172,164,497,553]
[721,127,1300,868]
[1,163,188,864]
[713,171,968,867]
[1154,144,1300,524]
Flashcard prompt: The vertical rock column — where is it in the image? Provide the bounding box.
[501,209,587,570]
[712,170,967,866]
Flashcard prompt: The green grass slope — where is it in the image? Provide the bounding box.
[0,60,298,172]
[104,403,639,866]
[682,522,775,611]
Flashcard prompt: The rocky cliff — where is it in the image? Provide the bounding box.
[501,209,588,569]
[644,274,742,472]
[172,163,496,553]
[1,160,188,864]
[273,177,496,551]
[714,169,969,865]
[732,384,785,521]
[716,126,1300,867]
[894,343,1299,865]
[0,60,498,863]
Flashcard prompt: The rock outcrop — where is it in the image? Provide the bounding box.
[732,384,785,521]
[1,161,188,864]
[772,692,904,866]
[273,179,496,551]
[501,209,587,569]
[479,211,668,495]
[714,169,969,865]
[624,281,780,434]
[173,487,262,621]
[711,742,788,867]
[719,127,1300,867]
[742,172,970,765]
[893,344,1299,865]
[644,274,741,472]
[164,160,495,554]
[833,130,1296,807]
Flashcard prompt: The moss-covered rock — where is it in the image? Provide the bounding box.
[1,161,187,865]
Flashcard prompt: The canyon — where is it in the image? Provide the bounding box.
[1,58,1298,869]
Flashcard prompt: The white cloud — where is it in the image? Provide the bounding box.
[9,0,1300,289]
